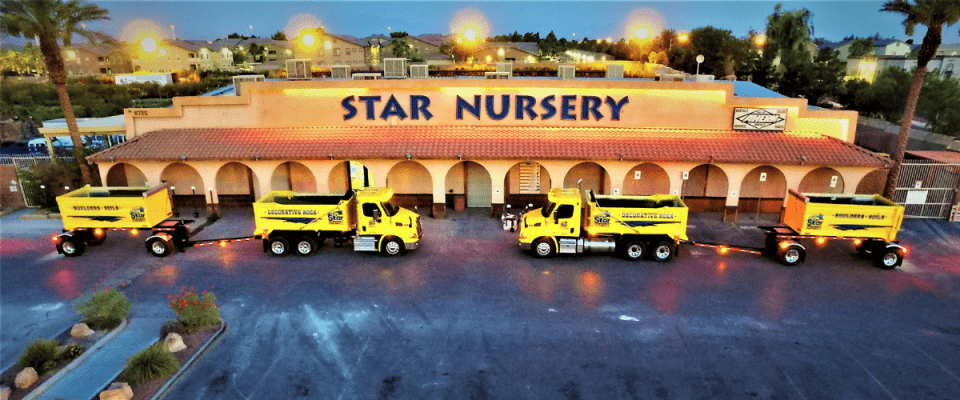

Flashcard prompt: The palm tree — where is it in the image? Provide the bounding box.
[880,0,960,199]
[0,0,111,185]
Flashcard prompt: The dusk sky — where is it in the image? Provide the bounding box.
[4,1,960,46]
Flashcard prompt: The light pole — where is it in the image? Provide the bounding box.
[695,54,704,78]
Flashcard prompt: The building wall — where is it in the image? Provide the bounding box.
[132,44,196,73]
[1,165,26,209]
[63,48,132,76]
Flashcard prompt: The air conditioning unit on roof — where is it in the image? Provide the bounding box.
[496,62,513,76]
[331,65,350,79]
[352,73,382,80]
[232,74,264,96]
[409,64,428,79]
[286,59,311,80]
[606,64,624,79]
[485,72,510,80]
[383,58,407,78]
[558,65,575,80]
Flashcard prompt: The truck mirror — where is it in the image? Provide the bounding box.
[373,208,381,221]
[553,212,559,224]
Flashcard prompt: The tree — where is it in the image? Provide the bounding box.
[879,0,960,199]
[247,43,264,62]
[389,31,408,38]
[232,46,245,65]
[390,37,411,58]
[668,26,743,76]
[1,0,111,185]
[271,31,286,41]
[806,47,847,105]
[917,71,960,137]
[848,38,875,58]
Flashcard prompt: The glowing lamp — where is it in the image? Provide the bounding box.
[853,239,862,246]
[131,228,139,236]
[52,234,60,243]
[463,27,478,42]
[94,228,104,236]
[816,237,826,245]
[220,241,227,247]
[303,33,315,46]
[779,241,789,249]
[901,247,908,255]
[140,37,158,53]
[719,246,729,254]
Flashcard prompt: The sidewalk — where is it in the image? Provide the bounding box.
[34,314,166,400]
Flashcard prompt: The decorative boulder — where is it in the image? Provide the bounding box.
[71,323,94,338]
[15,367,38,389]
[164,332,187,353]
[98,382,133,400]
[1,385,12,400]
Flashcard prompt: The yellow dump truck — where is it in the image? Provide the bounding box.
[254,188,422,256]
[518,188,688,261]
[54,185,191,257]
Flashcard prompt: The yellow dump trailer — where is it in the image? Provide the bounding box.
[53,185,191,257]
[519,188,688,261]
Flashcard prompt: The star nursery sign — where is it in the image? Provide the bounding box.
[733,108,787,131]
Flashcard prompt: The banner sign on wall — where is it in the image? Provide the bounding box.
[733,108,787,131]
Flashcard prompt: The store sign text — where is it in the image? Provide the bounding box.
[341,94,630,122]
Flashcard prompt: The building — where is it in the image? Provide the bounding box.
[89,76,889,222]
[873,39,912,57]
[292,33,366,67]
[473,42,540,64]
[848,54,960,82]
[62,44,133,76]
[132,39,201,73]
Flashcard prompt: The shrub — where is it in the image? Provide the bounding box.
[168,287,220,332]
[18,339,60,374]
[159,320,187,340]
[122,343,179,384]
[74,287,132,330]
[60,343,84,361]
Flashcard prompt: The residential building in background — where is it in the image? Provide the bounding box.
[62,44,133,76]
[473,42,540,64]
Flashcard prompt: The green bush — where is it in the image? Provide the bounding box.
[169,289,220,332]
[122,343,180,384]
[18,339,60,374]
[60,343,84,361]
[159,320,187,340]
[74,288,132,330]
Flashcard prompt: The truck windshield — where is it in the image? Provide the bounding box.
[380,202,399,217]
[542,202,556,217]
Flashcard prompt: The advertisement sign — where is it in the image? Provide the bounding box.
[733,108,787,131]
[115,73,174,85]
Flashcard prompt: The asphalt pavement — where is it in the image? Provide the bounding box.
[2,207,959,399]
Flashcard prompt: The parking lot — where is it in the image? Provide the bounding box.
[3,208,960,399]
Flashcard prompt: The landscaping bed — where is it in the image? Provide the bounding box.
[123,322,222,400]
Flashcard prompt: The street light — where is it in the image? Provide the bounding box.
[753,34,767,48]
[695,54,704,78]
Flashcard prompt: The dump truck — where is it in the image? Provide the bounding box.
[254,188,422,257]
[518,188,688,261]
[53,184,192,257]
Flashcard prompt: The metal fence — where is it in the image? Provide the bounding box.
[892,161,960,219]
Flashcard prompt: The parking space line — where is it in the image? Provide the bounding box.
[909,341,960,385]
[835,339,898,400]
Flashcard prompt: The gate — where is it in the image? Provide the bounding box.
[892,161,960,219]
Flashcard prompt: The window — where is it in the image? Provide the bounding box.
[97,56,104,62]
[362,203,381,217]
[556,204,575,219]
[334,48,341,56]
[345,48,351,56]
[268,50,276,55]
[188,53,195,58]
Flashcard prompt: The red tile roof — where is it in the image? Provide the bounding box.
[907,151,960,163]
[89,126,889,167]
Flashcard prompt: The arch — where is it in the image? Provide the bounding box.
[856,169,887,194]
[738,165,787,214]
[215,162,258,206]
[445,161,492,208]
[328,160,374,193]
[105,163,147,187]
[160,162,205,208]
[504,161,552,208]
[563,162,610,194]
[798,167,844,194]
[681,164,729,212]
[270,161,317,192]
[622,163,671,195]
[386,160,433,209]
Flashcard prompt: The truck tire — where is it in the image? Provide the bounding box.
[652,241,674,262]
[532,238,554,258]
[381,237,403,256]
[874,247,903,270]
[295,236,318,257]
[777,245,805,267]
[146,236,173,257]
[58,234,85,257]
[268,237,290,257]
[621,241,645,261]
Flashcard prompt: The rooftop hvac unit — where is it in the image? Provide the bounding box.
[606,64,624,79]
[331,65,351,79]
[286,59,311,80]
[352,73,382,80]
[496,62,513,76]
[383,58,407,78]
[232,74,264,96]
[409,64,428,79]
[484,72,511,80]
[558,65,575,80]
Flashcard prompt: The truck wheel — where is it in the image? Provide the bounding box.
[532,238,554,258]
[652,241,674,262]
[295,237,318,257]
[777,246,805,267]
[268,237,290,257]
[58,235,85,257]
[875,248,903,270]
[621,241,645,261]
[146,236,172,257]
[381,237,403,256]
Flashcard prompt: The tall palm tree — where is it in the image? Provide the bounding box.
[0,0,111,185]
[880,0,960,199]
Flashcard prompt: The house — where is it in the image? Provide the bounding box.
[131,39,201,73]
[847,52,960,82]
[292,33,366,67]
[473,42,540,64]
[873,39,911,56]
[61,43,133,76]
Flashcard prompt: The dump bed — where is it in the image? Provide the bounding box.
[584,190,689,240]
[56,185,172,230]
[782,189,904,241]
[253,190,357,235]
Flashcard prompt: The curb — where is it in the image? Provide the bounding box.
[22,319,129,400]
[151,320,228,400]
[18,211,61,220]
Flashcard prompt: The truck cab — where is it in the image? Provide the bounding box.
[518,188,582,255]
[353,188,422,256]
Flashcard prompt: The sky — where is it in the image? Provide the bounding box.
[3,1,960,46]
